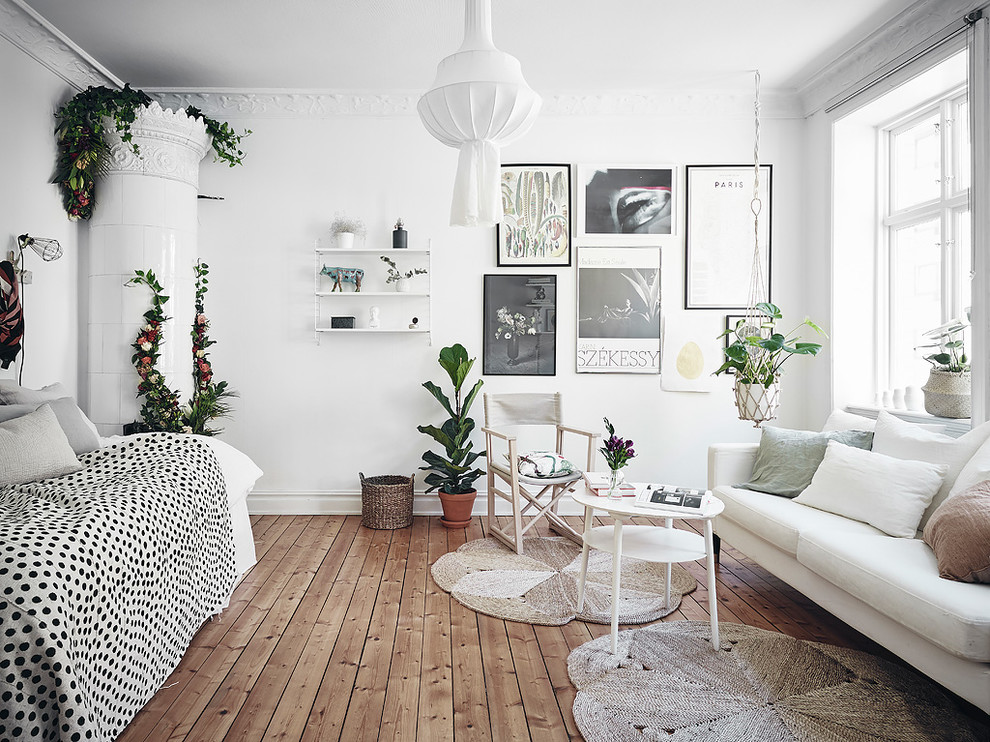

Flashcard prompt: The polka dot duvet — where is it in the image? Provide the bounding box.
[0,433,237,741]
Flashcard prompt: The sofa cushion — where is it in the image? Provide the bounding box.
[797,530,990,662]
[737,426,873,498]
[714,485,886,556]
[872,411,990,529]
[924,480,990,584]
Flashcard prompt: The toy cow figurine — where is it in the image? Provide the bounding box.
[320,265,364,292]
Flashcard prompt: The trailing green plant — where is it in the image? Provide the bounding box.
[715,302,826,387]
[52,85,250,220]
[380,255,428,284]
[184,261,237,435]
[418,344,486,494]
[918,319,970,373]
[127,269,184,432]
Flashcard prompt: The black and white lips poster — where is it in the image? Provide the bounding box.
[578,165,676,240]
[577,247,661,373]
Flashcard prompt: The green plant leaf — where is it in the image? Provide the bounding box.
[422,381,455,418]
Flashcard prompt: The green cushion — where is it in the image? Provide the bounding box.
[738,426,874,498]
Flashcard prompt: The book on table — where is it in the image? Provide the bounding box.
[635,484,711,512]
[582,471,637,496]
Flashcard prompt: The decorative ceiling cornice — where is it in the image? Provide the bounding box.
[149,89,803,120]
[798,0,983,116]
[0,0,120,90]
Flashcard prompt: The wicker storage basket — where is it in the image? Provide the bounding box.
[360,473,414,529]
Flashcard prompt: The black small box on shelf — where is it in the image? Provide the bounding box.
[330,316,355,329]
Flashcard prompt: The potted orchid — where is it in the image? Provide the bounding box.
[495,306,536,366]
[600,417,636,499]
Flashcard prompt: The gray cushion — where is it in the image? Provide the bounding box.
[0,397,100,455]
[0,404,82,486]
[0,380,71,405]
[737,426,874,498]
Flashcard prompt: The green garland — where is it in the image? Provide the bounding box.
[53,85,250,220]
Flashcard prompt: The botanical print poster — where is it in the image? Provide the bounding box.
[497,164,570,266]
[576,247,661,374]
[685,165,771,309]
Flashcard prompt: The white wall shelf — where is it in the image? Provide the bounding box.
[314,246,431,344]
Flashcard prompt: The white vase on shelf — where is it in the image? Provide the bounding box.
[395,277,411,293]
[337,232,355,250]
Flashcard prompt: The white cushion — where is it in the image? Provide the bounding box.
[197,435,264,507]
[949,434,990,499]
[794,441,946,538]
[797,530,990,662]
[872,410,990,528]
[713,485,886,556]
[821,409,877,432]
[0,404,82,486]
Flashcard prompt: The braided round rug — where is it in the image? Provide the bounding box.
[568,621,988,742]
[430,536,696,626]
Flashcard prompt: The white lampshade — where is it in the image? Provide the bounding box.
[418,0,541,227]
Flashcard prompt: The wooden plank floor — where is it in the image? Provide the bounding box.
[118,514,988,741]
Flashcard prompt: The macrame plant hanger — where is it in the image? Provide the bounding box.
[734,70,780,427]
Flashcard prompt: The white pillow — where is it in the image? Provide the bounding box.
[872,410,990,527]
[513,451,575,478]
[821,409,877,432]
[794,441,947,538]
[949,434,990,499]
[0,404,82,486]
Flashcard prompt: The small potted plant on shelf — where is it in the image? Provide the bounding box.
[418,343,486,528]
[715,302,826,426]
[380,255,428,292]
[917,318,970,419]
[329,215,366,249]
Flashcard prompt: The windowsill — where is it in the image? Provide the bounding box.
[845,405,971,438]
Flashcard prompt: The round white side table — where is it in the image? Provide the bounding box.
[571,487,725,654]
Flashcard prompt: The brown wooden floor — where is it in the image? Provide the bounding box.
[118,514,987,741]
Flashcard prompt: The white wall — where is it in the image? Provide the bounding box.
[0,39,81,397]
[192,104,817,509]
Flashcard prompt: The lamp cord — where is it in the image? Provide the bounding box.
[16,247,25,386]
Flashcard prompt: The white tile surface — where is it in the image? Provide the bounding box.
[121,173,165,226]
[90,175,123,226]
[88,276,122,325]
[88,372,121,426]
[102,225,146,276]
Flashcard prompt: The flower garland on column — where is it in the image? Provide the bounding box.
[127,269,183,432]
[184,261,236,435]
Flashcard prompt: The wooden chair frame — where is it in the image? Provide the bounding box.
[483,423,599,555]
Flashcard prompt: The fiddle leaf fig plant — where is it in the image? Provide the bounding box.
[715,302,826,387]
[418,344,486,494]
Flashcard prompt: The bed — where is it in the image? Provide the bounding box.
[0,428,262,742]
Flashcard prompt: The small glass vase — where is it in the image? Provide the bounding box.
[607,468,624,499]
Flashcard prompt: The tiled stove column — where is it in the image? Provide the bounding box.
[88,102,211,435]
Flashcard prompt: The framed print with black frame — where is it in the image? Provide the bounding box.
[483,274,557,376]
[497,164,571,266]
[685,164,771,309]
[576,164,677,241]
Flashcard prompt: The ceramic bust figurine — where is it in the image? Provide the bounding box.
[369,306,381,328]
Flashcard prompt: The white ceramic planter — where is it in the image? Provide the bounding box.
[395,277,411,293]
[733,377,780,427]
[922,369,971,419]
[337,232,355,250]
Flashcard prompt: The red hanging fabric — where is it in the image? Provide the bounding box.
[0,260,23,369]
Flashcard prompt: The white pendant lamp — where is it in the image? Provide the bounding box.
[418,0,541,227]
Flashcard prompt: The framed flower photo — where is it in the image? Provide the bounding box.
[483,274,556,376]
[497,164,571,266]
[576,164,677,242]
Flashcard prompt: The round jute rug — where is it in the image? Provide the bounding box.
[430,536,696,626]
[568,621,988,742]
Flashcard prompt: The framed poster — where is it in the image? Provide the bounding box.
[576,247,661,374]
[483,274,556,376]
[685,164,772,309]
[576,164,677,241]
[497,164,571,266]
[660,316,721,392]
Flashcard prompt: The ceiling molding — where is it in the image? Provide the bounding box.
[148,89,803,120]
[798,0,983,116]
[0,0,120,90]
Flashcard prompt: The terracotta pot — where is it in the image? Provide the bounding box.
[438,489,477,528]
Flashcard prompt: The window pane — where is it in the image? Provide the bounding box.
[957,209,971,316]
[955,99,970,193]
[890,218,941,389]
[892,112,941,210]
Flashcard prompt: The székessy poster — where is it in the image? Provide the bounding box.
[577,246,661,373]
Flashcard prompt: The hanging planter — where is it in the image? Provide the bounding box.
[716,302,825,428]
[733,376,781,426]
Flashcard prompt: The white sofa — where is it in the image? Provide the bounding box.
[708,441,990,713]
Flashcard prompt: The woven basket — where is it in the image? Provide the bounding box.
[922,369,971,419]
[360,473,414,529]
[733,377,780,428]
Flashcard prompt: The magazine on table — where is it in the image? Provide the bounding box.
[635,484,711,512]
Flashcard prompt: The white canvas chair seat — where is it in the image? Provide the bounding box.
[483,393,599,555]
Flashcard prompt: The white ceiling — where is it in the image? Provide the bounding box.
[23,0,922,93]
